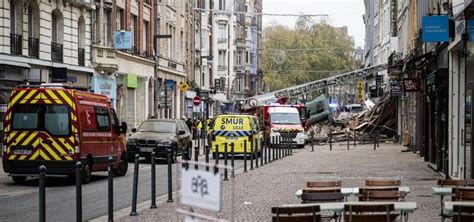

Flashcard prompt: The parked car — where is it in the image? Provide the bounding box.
[126,119,192,163]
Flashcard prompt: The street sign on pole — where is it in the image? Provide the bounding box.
[193,96,201,106]
[181,168,221,211]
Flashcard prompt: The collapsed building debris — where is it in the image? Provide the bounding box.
[307,93,398,143]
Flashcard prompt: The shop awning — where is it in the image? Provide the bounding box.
[0,60,31,69]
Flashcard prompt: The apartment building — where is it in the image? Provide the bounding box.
[0,0,93,144]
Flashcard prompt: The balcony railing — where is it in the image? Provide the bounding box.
[10,33,22,55]
[118,47,153,60]
[28,37,39,58]
[51,42,63,63]
[217,38,227,44]
[218,65,227,71]
[78,48,85,66]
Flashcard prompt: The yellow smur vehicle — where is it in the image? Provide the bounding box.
[210,114,262,159]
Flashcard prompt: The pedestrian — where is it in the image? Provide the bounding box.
[197,118,203,138]
[185,116,192,132]
[192,117,197,140]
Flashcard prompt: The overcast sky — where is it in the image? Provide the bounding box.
[263,0,365,48]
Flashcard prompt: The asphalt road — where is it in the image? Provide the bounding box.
[0,151,253,222]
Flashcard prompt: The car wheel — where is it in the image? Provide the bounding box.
[12,176,27,184]
[114,155,128,176]
[82,160,92,184]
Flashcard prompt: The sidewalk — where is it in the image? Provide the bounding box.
[115,142,440,222]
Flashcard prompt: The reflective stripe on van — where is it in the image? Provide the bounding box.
[212,130,251,137]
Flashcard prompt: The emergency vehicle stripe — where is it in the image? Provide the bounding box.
[18,155,27,160]
[6,131,17,144]
[9,90,27,106]
[21,132,37,146]
[12,132,28,146]
[57,90,75,110]
[40,151,51,161]
[42,90,58,104]
[29,149,40,160]
[50,141,72,160]
[71,113,77,121]
[8,155,16,160]
[45,90,62,103]
[19,90,38,103]
[42,143,61,160]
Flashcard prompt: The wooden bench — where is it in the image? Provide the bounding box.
[365,179,401,187]
[453,205,474,222]
[359,190,407,202]
[344,203,398,222]
[307,181,342,188]
[271,205,321,222]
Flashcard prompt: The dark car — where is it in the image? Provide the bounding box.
[126,119,192,162]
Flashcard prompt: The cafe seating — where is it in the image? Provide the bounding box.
[301,192,344,203]
[272,205,321,222]
[438,179,474,187]
[452,187,474,201]
[344,203,398,222]
[437,180,474,220]
[365,179,401,187]
[307,181,342,188]
[359,190,407,202]
[452,205,474,222]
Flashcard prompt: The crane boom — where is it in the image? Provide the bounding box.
[241,64,388,110]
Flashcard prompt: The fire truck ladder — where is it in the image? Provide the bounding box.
[241,64,388,110]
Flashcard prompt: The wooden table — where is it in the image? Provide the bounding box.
[294,187,411,198]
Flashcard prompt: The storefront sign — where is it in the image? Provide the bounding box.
[467,20,474,42]
[403,78,421,92]
[114,31,133,49]
[67,76,77,83]
[92,76,116,101]
[126,74,137,88]
[165,79,174,87]
[389,81,402,96]
[356,80,364,101]
[422,16,449,42]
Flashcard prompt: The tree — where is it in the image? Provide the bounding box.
[263,18,355,92]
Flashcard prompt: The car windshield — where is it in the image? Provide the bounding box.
[270,113,301,125]
[139,121,175,133]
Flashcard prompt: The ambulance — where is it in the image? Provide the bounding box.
[2,84,128,184]
[210,114,262,158]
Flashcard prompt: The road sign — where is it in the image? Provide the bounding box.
[193,96,201,106]
[181,168,221,211]
[390,81,402,96]
[165,79,174,87]
[179,82,189,91]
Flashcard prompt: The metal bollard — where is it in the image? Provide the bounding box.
[205,145,210,172]
[166,147,173,202]
[107,157,114,222]
[354,130,357,147]
[224,143,228,181]
[250,140,254,170]
[311,134,315,152]
[286,133,290,157]
[377,131,380,147]
[215,144,219,166]
[150,152,157,209]
[347,131,350,150]
[130,154,140,216]
[244,140,248,172]
[272,136,276,161]
[261,138,264,166]
[194,146,199,170]
[255,139,259,168]
[278,136,282,159]
[75,162,82,222]
[231,143,235,178]
[39,165,46,222]
[264,137,268,164]
[373,133,377,150]
[329,130,333,151]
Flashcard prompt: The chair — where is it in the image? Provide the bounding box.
[303,187,341,193]
[344,204,397,222]
[271,205,321,222]
[301,192,344,203]
[359,190,407,202]
[307,181,342,188]
[453,205,474,222]
[438,179,474,187]
[365,179,401,187]
[452,188,474,201]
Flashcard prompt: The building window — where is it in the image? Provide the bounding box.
[218,50,226,70]
[131,15,138,50]
[51,10,64,62]
[218,24,226,43]
[78,16,86,66]
[105,9,113,46]
[143,20,149,57]
[219,0,226,10]
[116,8,124,31]
[27,2,40,58]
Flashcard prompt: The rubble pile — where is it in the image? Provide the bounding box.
[308,93,398,143]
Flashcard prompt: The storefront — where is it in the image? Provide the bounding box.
[91,74,117,108]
